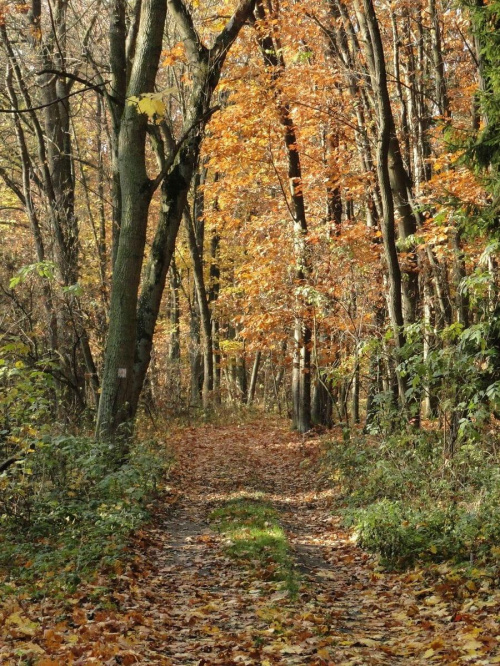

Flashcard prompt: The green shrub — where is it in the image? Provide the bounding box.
[347,501,470,567]
[327,431,441,505]
[327,431,500,569]
[0,433,172,590]
[0,342,57,447]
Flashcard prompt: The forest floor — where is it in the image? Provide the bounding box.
[1,418,500,665]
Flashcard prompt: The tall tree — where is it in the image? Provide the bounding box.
[254,0,312,432]
[96,0,256,437]
[0,0,100,409]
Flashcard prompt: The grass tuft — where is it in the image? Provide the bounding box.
[210,496,299,596]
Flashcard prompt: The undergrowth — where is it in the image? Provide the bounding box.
[326,429,500,571]
[0,433,172,595]
[210,496,299,596]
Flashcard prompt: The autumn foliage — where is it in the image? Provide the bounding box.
[0,0,500,662]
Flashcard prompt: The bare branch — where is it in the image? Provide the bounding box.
[0,82,109,113]
[37,69,121,101]
[211,0,256,61]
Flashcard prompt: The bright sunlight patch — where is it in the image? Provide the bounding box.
[210,496,299,596]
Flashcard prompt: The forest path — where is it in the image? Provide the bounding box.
[96,418,493,666]
[8,419,499,665]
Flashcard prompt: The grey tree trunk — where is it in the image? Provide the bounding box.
[256,0,312,432]
[189,289,203,407]
[352,354,360,424]
[452,231,469,327]
[109,0,127,267]
[356,0,408,405]
[210,230,222,404]
[247,351,262,406]
[428,0,450,118]
[169,260,181,363]
[96,0,168,437]
[97,0,256,436]
[312,374,334,428]
[185,206,214,408]
[326,0,382,222]
[236,353,248,404]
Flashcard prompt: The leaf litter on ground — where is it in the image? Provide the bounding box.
[0,418,499,664]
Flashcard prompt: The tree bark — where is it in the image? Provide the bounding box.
[247,351,262,406]
[97,0,256,436]
[356,0,408,405]
[185,205,214,408]
[96,0,168,436]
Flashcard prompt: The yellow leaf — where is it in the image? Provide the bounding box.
[280,645,304,654]
[393,612,409,622]
[256,607,281,621]
[137,97,166,120]
[357,638,380,647]
[463,628,482,638]
[6,612,39,637]
[316,570,336,579]
[463,639,483,652]
[127,94,166,122]
[13,641,45,655]
[424,595,441,605]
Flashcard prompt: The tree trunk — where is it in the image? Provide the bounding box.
[352,355,360,424]
[428,0,450,118]
[255,0,311,432]
[236,354,248,404]
[209,228,221,404]
[312,373,334,428]
[247,351,261,406]
[184,202,215,408]
[97,0,256,436]
[96,0,168,437]
[169,259,181,363]
[356,0,408,406]
[189,288,203,407]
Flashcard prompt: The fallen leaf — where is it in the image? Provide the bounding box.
[5,612,39,637]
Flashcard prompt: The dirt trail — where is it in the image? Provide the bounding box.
[3,419,499,665]
[105,420,499,665]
